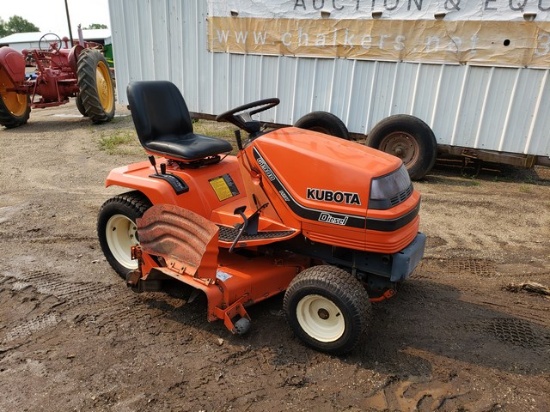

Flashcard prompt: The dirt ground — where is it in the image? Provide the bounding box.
[0,102,549,412]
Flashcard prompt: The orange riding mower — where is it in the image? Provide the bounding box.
[97,81,425,354]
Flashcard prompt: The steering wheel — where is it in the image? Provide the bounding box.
[39,33,62,51]
[215,98,280,134]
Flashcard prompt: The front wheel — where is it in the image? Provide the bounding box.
[366,114,437,180]
[283,265,371,355]
[97,191,151,278]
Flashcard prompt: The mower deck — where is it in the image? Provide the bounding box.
[130,203,308,334]
[135,244,309,334]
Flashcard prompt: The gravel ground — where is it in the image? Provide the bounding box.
[0,102,549,412]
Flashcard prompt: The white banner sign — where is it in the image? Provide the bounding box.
[208,0,550,21]
[207,0,550,68]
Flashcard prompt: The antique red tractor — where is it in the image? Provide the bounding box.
[0,33,115,128]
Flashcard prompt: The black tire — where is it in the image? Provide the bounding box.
[0,66,31,128]
[77,48,115,124]
[97,191,152,279]
[75,94,88,117]
[366,114,437,180]
[283,265,371,355]
[294,111,350,140]
[0,94,30,129]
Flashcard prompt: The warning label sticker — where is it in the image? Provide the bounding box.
[209,174,240,201]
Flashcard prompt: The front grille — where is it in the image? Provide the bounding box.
[389,184,413,206]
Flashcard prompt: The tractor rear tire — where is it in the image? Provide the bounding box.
[75,94,88,117]
[294,111,350,140]
[97,191,152,279]
[283,265,371,355]
[366,114,437,181]
[77,48,115,124]
[0,68,31,129]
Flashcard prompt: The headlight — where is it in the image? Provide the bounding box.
[369,165,413,209]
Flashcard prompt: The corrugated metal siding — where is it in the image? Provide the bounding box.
[109,0,549,157]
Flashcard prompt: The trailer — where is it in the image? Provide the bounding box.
[108,0,550,179]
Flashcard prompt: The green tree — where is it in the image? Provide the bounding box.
[85,23,108,30]
[1,15,39,36]
[0,18,7,38]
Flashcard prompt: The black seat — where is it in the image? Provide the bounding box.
[126,81,233,161]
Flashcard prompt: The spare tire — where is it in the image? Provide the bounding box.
[294,111,350,140]
[366,114,437,180]
[77,48,115,123]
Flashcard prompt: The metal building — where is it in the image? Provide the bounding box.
[108,0,550,169]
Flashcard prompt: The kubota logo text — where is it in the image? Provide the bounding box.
[307,188,361,205]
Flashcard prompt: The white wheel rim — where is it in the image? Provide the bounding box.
[105,214,139,269]
[296,294,345,342]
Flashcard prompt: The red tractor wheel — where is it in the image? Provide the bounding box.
[76,48,115,123]
[0,67,31,129]
[75,94,88,117]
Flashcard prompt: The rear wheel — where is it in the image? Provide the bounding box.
[366,114,437,180]
[75,94,87,116]
[97,191,151,278]
[283,265,370,355]
[77,48,115,123]
[294,111,350,139]
[0,67,30,129]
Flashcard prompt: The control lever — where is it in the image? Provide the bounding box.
[229,203,268,253]
[229,206,248,253]
[148,155,160,174]
[234,129,243,150]
[147,155,189,195]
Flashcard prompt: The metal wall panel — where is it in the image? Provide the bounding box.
[109,0,549,157]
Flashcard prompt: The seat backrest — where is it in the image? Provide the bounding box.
[126,81,193,146]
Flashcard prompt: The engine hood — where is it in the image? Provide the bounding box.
[249,127,403,218]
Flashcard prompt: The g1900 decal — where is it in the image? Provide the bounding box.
[307,188,361,205]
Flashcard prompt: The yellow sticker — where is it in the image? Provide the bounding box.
[210,176,234,201]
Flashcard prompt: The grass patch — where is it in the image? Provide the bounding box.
[519,184,532,193]
[193,119,236,141]
[97,120,238,156]
[98,130,141,155]
[193,119,240,153]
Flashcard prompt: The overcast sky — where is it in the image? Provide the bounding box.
[1,0,110,35]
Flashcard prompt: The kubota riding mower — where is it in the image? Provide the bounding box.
[97,80,426,354]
